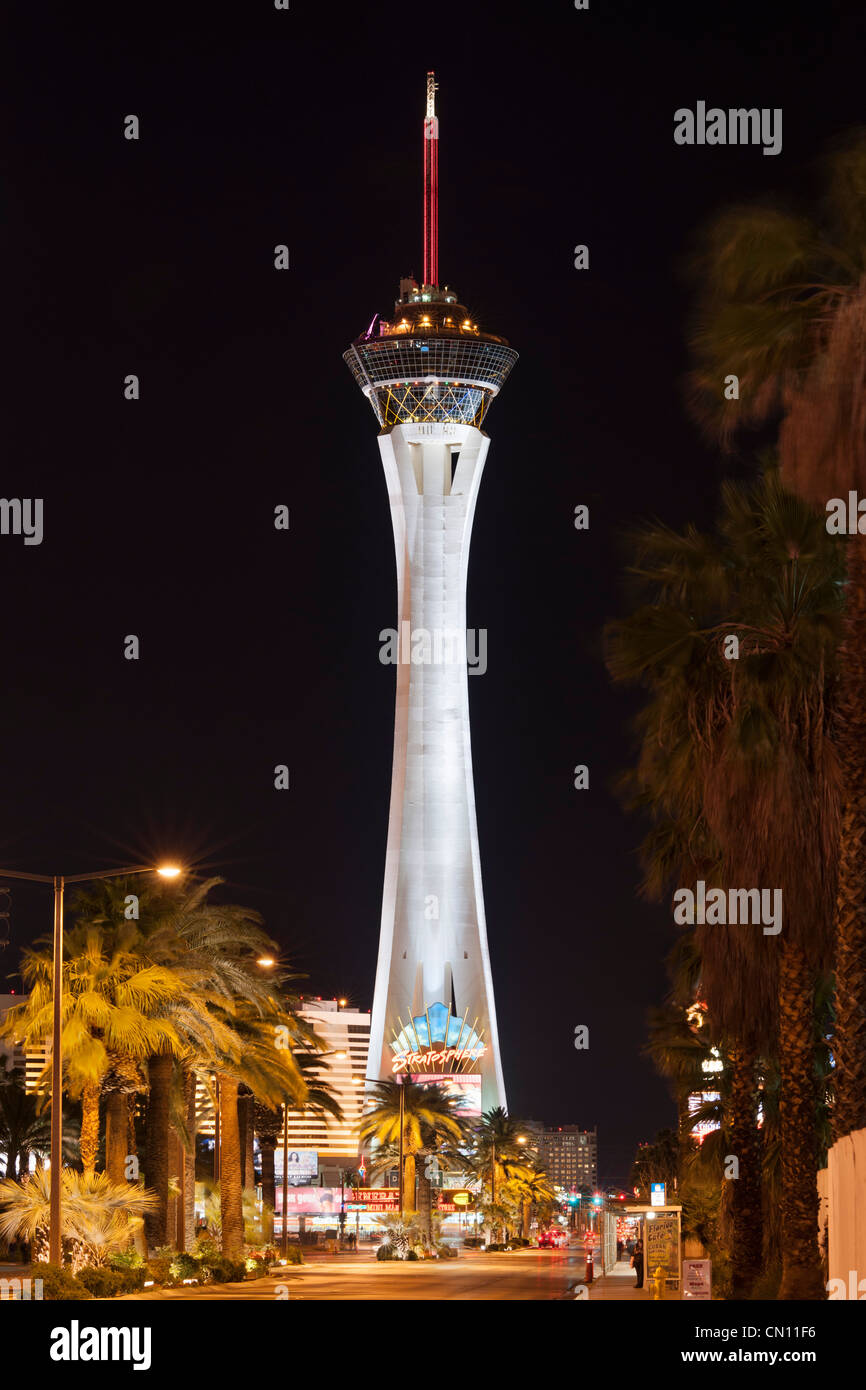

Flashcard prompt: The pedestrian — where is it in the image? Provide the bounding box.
[631,1238,644,1288]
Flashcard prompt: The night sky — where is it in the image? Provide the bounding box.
[4,2,864,1187]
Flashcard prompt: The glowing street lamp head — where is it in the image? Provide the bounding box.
[156,864,182,879]
[257,956,276,968]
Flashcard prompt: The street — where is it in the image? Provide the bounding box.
[117,1248,589,1301]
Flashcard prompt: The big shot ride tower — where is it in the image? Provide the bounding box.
[344,74,517,1112]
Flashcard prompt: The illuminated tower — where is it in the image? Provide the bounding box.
[344,73,517,1113]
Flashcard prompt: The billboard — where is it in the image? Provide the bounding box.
[275,1185,401,1215]
[436,1189,474,1212]
[273,1149,318,1182]
[274,1186,341,1215]
[410,1072,482,1118]
[347,1187,400,1212]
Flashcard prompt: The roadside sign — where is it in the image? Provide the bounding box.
[650,1182,666,1207]
[682,1259,712,1299]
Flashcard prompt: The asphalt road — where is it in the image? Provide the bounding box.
[119,1248,589,1301]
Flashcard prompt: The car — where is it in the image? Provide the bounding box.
[537,1230,565,1249]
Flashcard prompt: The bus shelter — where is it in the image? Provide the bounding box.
[623,1204,682,1292]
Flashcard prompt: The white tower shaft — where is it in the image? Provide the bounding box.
[368,421,506,1112]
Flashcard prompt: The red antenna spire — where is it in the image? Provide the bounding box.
[423,71,439,287]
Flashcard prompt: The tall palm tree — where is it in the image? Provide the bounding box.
[645,1001,715,1149]
[0,920,187,1181]
[254,1101,282,1243]
[511,1169,558,1239]
[359,1079,464,1217]
[209,998,330,1257]
[69,876,265,1242]
[687,134,866,1139]
[607,469,843,1297]
[70,874,320,1252]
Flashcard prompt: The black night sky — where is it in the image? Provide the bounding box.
[4,2,864,1187]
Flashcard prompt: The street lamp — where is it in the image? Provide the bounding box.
[0,860,182,1264]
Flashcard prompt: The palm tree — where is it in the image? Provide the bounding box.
[511,1169,558,1239]
[210,997,333,1258]
[69,875,270,1244]
[607,469,843,1297]
[686,134,866,1139]
[69,875,327,1253]
[0,1168,156,1271]
[254,1101,282,1243]
[0,1066,50,1178]
[359,1079,464,1217]
[0,919,187,1181]
[645,1001,716,1150]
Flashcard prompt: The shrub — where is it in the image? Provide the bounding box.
[144,1255,173,1287]
[110,1249,145,1270]
[30,1263,93,1301]
[169,1252,199,1281]
[406,1249,419,1261]
[462,1236,482,1248]
[207,1257,247,1283]
[280,1244,303,1265]
[116,1264,148,1293]
[436,1243,458,1259]
[376,1243,395,1261]
[76,1267,131,1299]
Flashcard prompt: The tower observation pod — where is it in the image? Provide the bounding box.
[344,73,517,1115]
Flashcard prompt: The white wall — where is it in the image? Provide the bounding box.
[826,1128,866,1297]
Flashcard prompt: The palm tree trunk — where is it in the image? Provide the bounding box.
[246,1114,255,1195]
[218,1074,244,1257]
[241,1093,255,1192]
[184,1070,197,1251]
[237,1091,249,1188]
[127,1093,137,1160]
[79,1082,100,1177]
[778,942,824,1299]
[105,1091,128,1184]
[145,1053,173,1249]
[728,1041,763,1298]
[417,1162,432,1245]
[833,532,866,1138]
[260,1139,276,1243]
[402,1151,417,1215]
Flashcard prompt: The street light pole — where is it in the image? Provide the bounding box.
[281,1102,289,1260]
[0,861,182,1265]
[398,1076,405,1214]
[50,876,63,1264]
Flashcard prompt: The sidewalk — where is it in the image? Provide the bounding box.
[588,1259,653,1300]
